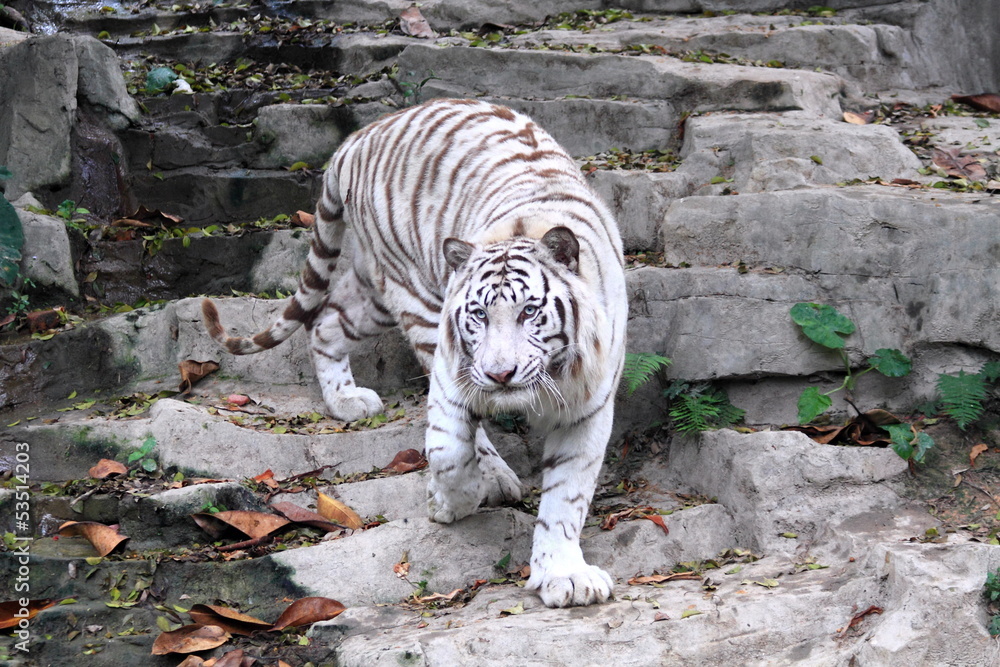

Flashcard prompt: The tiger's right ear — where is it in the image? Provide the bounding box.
[443,238,475,270]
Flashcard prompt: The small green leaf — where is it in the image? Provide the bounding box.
[797,387,832,424]
[141,458,157,472]
[885,423,915,460]
[681,608,703,618]
[289,161,310,172]
[789,302,855,349]
[810,155,823,165]
[975,118,990,129]
[501,601,525,615]
[781,532,798,539]
[869,348,911,377]
[710,176,727,184]
[85,557,102,566]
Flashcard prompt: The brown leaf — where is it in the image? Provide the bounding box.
[641,514,670,536]
[177,657,207,667]
[0,313,15,328]
[27,309,62,334]
[600,505,655,531]
[0,599,57,630]
[316,492,364,530]
[627,572,701,586]
[212,650,247,667]
[187,605,271,637]
[951,93,1000,114]
[190,510,290,540]
[970,443,989,468]
[393,560,411,577]
[842,605,883,634]
[653,612,670,622]
[57,521,129,557]
[290,211,314,228]
[151,624,231,655]
[114,205,184,229]
[932,148,987,182]
[890,178,920,186]
[382,449,428,473]
[269,597,346,631]
[399,6,436,39]
[179,360,220,392]
[270,501,344,532]
[843,111,874,125]
[228,394,250,406]
[88,459,128,479]
[412,589,462,604]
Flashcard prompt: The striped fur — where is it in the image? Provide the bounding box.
[202,99,627,608]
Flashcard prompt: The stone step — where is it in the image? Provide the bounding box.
[510,13,910,92]
[397,43,847,155]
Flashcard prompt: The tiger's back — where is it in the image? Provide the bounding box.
[203,98,628,608]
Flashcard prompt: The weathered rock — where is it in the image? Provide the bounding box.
[680,113,923,192]
[12,193,79,298]
[921,116,1000,156]
[0,34,139,200]
[254,104,357,169]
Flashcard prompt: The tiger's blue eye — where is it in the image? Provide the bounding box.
[523,305,537,317]
[473,308,487,320]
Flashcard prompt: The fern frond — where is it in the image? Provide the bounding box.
[623,352,672,396]
[669,385,745,434]
[980,361,1000,384]
[937,370,988,429]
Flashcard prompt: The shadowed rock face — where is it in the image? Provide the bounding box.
[2,1,1000,665]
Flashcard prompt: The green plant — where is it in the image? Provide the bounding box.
[4,278,34,316]
[790,303,912,424]
[936,361,1000,429]
[55,199,91,233]
[127,435,158,473]
[985,567,1000,635]
[622,352,672,396]
[392,68,439,106]
[665,381,745,434]
[0,166,23,288]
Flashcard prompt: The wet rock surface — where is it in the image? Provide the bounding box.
[1,1,1000,665]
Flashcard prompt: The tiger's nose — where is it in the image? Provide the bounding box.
[486,368,516,385]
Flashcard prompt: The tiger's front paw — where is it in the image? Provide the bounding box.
[326,387,383,422]
[481,462,524,506]
[526,561,614,608]
[426,474,481,524]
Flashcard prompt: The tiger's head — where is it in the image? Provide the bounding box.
[441,226,601,415]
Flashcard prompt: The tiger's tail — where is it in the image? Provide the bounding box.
[202,168,347,355]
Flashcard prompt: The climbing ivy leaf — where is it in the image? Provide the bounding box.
[797,386,832,424]
[790,303,855,349]
[869,348,912,378]
[0,179,24,287]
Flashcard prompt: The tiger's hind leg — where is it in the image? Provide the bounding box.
[475,425,524,506]
[310,265,396,421]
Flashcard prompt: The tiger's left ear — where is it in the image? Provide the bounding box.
[443,238,475,270]
[541,226,579,272]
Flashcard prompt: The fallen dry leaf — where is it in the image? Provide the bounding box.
[88,458,128,479]
[26,309,61,334]
[227,394,250,406]
[269,597,346,631]
[178,359,220,392]
[0,600,56,629]
[653,612,670,622]
[317,492,364,530]
[151,624,231,655]
[290,210,314,227]
[177,656,207,667]
[187,605,271,637]
[270,501,344,532]
[641,514,670,536]
[113,205,184,229]
[970,443,990,468]
[394,560,411,578]
[399,6,436,38]
[843,111,874,125]
[412,589,463,604]
[627,572,701,586]
[208,649,245,667]
[57,521,129,557]
[951,93,1000,114]
[842,605,883,634]
[382,449,428,473]
[932,147,987,182]
[190,510,290,540]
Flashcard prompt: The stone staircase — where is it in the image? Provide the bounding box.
[2,1,1000,665]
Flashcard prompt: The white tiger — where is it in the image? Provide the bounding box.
[203,98,627,607]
